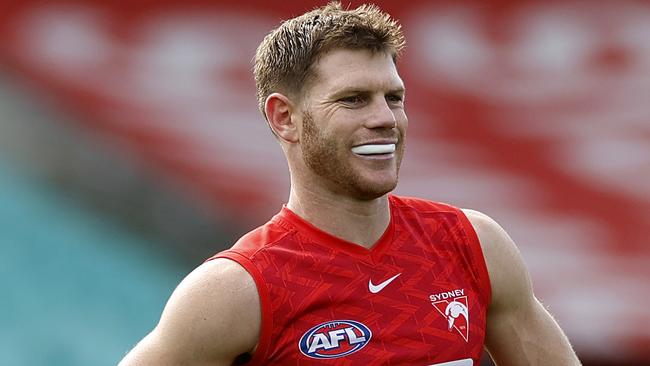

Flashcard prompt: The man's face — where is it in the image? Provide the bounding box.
[297,48,408,201]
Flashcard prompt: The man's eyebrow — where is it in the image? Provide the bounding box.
[329,86,405,97]
[327,88,368,99]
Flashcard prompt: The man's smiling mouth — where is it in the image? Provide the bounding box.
[351,143,396,155]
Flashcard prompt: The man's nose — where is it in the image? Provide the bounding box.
[364,97,397,129]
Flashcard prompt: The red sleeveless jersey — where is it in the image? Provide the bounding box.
[209,195,491,366]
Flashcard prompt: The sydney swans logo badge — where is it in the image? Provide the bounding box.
[430,289,470,342]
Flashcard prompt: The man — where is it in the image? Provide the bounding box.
[120,2,581,365]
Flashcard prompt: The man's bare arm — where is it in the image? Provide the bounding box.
[464,209,581,366]
[118,258,260,366]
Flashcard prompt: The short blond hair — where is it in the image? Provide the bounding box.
[253,1,405,118]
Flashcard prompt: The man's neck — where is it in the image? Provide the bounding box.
[286,185,391,249]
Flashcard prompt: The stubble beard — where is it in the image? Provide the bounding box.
[300,111,403,201]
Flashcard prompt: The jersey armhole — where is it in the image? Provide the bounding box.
[456,209,492,307]
[210,251,273,365]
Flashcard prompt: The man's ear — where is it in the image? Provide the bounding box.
[265,93,299,143]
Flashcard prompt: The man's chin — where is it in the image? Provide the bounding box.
[351,178,398,201]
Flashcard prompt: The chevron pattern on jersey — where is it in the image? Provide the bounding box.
[214,195,490,365]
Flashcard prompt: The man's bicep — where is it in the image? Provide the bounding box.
[119,258,260,366]
[118,328,186,366]
[485,296,580,365]
[464,209,580,365]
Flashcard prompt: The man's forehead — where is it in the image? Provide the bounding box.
[310,49,404,94]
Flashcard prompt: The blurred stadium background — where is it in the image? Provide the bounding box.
[1,0,648,365]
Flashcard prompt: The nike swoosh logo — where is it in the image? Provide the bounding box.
[368,273,401,293]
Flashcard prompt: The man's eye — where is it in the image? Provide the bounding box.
[386,94,403,103]
[340,95,364,104]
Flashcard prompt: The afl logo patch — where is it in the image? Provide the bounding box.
[298,320,372,359]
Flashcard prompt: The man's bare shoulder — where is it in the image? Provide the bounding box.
[176,257,259,309]
[461,209,532,308]
[167,258,260,334]
[119,258,260,365]
[461,209,504,246]
[461,209,522,264]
